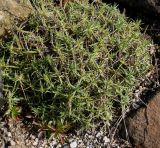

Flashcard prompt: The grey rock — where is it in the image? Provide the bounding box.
[109,0,160,16]
[68,138,74,143]
[86,145,94,148]
[62,143,70,148]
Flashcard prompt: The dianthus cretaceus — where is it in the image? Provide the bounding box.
[58,0,84,7]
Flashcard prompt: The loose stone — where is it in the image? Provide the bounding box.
[103,136,110,143]
[62,143,70,148]
[56,144,62,148]
[70,141,77,148]
[10,140,16,146]
[96,132,101,138]
[33,141,38,146]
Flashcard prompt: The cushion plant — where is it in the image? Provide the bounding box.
[0,0,150,132]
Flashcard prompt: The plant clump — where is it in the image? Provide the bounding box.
[0,1,151,131]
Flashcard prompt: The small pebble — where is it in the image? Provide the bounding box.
[10,140,16,146]
[62,143,70,148]
[87,145,93,148]
[45,145,49,148]
[103,136,110,143]
[33,141,38,146]
[42,140,47,146]
[52,140,57,146]
[68,138,74,143]
[26,139,29,143]
[31,135,36,140]
[88,135,93,139]
[78,139,83,144]
[70,141,77,148]
[96,132,101,138]
[84,134,88,138]
[35,138,38,142]
[56,144,62,148]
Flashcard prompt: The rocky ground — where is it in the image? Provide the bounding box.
[0,117,132,148]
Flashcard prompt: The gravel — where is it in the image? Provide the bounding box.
[0,117,132,148]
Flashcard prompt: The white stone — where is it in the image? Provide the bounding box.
[103,136,110,143]
[52,140,57,146]
[33,141,38,146]
[35,138,38,142]
[88,135,93,139]
[56,144,62,148]
[8,132,12,137]
[70,141,77,148]
[68,138,74,143]
[31,135,36,140]
[42,140,47,147]
[78,139,83,144]
[96,132,101,138]
[10,140,16,146]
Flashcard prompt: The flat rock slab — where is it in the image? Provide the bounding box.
[123,92,160,148]
[0,0,33,37]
